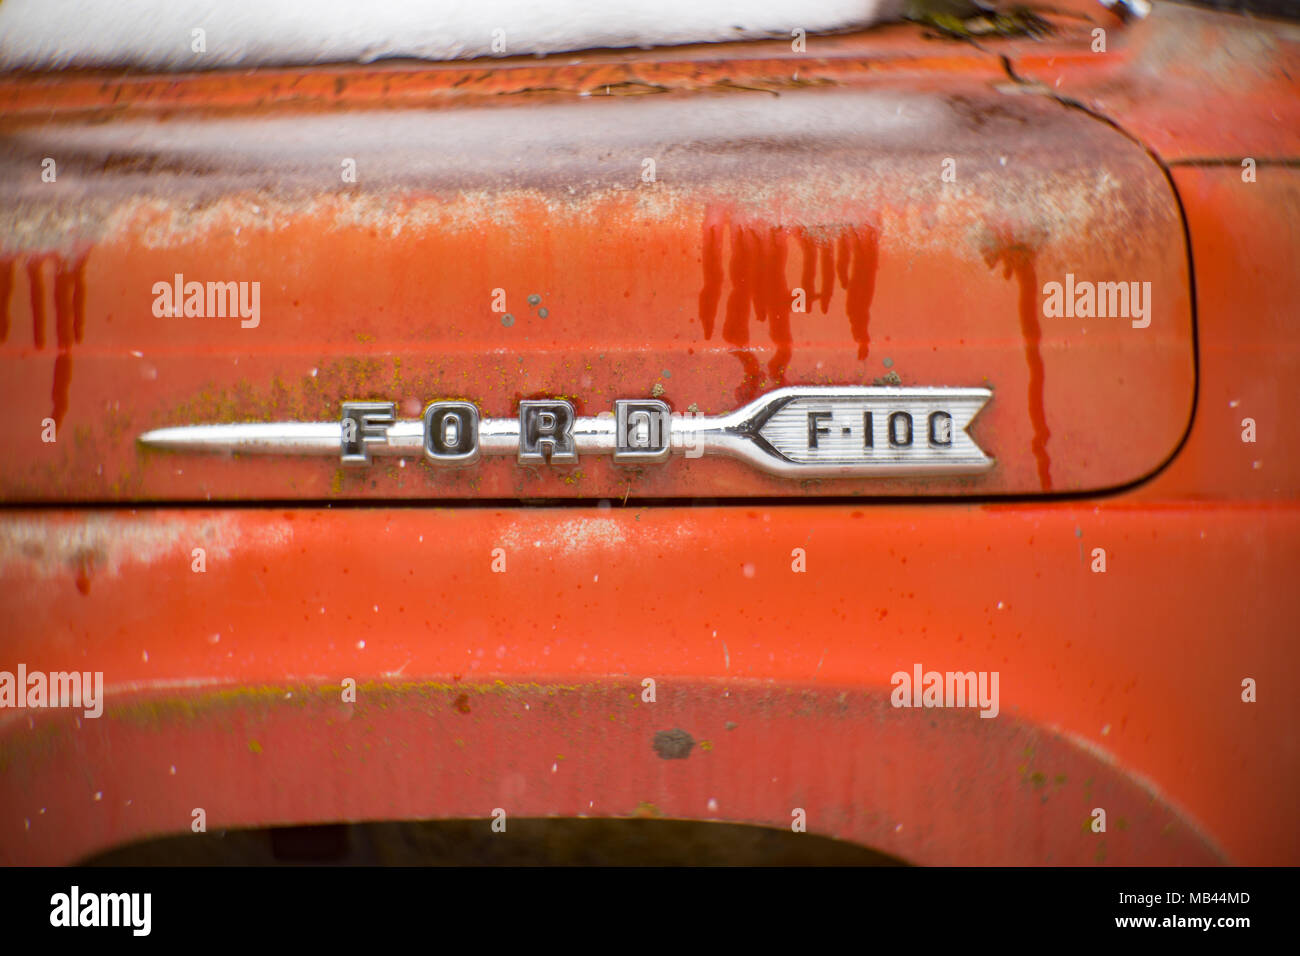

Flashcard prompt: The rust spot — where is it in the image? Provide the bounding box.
[946,94,1030,131]
[985,231,1052,491]
[730,349,763,405]
[453,693,472,714]
[652,728,695,759]
[73,548,95,595]
[93,151,218,177]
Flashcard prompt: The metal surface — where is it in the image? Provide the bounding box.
[1,502,1295,866]
[997,2,1300,162]
[0,42,1193,501]
[1,2,1297,869]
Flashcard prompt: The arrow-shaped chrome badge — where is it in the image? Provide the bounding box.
[138,385,994,479]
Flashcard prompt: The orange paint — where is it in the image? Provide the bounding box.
[2,503,1295,865]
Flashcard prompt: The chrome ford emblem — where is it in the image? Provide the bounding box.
[138,386,994,478]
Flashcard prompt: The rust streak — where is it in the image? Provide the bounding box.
[835,232,851,290]
[698,205,726,340]
[701,211,881,402]
[71,254,88,343]
[51,255,81,428]
[27,256,47,349]
[986,237,1051,491]
[0,257,13,342]
[763,227,791,384]
[845,225,879,361]
[818,244,835,313]
[722,224,755,346]
[797,229,817,313]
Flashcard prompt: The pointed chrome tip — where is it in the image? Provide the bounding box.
[136,421,345,456]
[137,427,188,450]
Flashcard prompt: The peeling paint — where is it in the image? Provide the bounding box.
[0,514,292,580]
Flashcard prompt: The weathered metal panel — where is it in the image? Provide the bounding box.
[1,503,1295,864]
[0,67,1192,500]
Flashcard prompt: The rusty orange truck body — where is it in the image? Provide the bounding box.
[1,1,1297,866]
